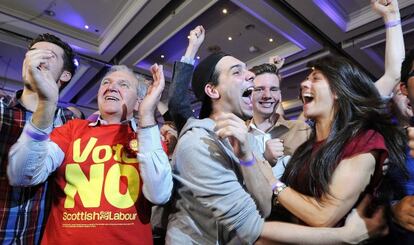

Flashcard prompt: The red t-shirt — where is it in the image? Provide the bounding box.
[291,129,387,196]
[42,119,153,244]
[287,130,388,225]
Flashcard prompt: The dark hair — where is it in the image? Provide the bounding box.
[250,63,280,78]
[29,33,76,89]
[401,49,414,86]
[282,56,406,200]
[199,67,220,119]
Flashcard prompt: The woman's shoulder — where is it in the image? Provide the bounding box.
[341,129,387,159]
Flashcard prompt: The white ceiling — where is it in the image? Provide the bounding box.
[0,0,413,117]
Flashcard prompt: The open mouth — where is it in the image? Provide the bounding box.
[104,95,120,101]
[259,101,275,107]
[302,93,314,104]
[242,87,254,97]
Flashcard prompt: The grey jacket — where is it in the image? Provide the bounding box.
[166,118,264,245]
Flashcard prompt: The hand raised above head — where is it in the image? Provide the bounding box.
[268,55,285,70]
[184,25,205,60]
[371,0,400,20]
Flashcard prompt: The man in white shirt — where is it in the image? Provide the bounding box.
[7,64,172,244]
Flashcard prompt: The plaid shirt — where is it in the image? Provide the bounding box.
[0,90,75,245]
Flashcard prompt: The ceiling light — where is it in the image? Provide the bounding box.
[73,58,79,67]
[84,25,89,29]
[160,55,165,58]
[228,37,232,41]
[196,56,200,59]
[44,10,55,17]
[269,38,274,42]
[222,8,228,14]
[249,46,259,53]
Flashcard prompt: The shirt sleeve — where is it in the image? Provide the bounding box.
[137,125,173,204]
[7,120,64,186]
[167,61,195,134]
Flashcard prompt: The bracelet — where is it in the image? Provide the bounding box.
[385,19,401,29]
[25,127,49,141]
[239,158,256,167]
[272,180,287,205]
[139,123,158,129]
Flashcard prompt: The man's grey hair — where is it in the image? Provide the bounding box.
[103,65,148,99]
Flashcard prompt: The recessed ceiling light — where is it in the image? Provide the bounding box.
[222,8,228,14]
[84,25,89,29]
[44,10,55,17]
[269,38,274,42]
[160,55,165,58]
[228,36,232,41]
[196,56,200,59]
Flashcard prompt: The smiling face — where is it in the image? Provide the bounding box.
[213,56,255,119]
[301,69,336,123]
[97,70,139,122]
[252,73,281,119]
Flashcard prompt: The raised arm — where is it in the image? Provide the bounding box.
[8,48,65,185]
[277,152,377,227]
[168,26,205,133]
[137,64,173,204]
[372,0,405,96]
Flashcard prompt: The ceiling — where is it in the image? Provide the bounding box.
[0,0,413,118]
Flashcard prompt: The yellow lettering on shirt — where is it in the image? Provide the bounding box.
[73,137,98,163]
[104,163,140,208]
[63,137,140,209]
[64,163,104,208]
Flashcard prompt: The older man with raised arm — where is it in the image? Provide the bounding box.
[8,64,172,244]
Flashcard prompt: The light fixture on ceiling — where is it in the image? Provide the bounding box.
[269,38,274,42]
[160,55,165,58]
[73,58,79,67]
[228,37,232,41]
[196,56,200,59]
[245,24,255,30]
[249,46,259,53]
[44,9,55,17]
[84,25,89,29]
[222,8,228,14]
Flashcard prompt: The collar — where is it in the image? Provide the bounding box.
[88,115,138,132]
[1,90,23,109]
[248,114,292,134]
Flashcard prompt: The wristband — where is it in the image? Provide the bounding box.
[139,123,158,129]
[385,19,401,29]
[24,127,49,141]
[239,158,256,167]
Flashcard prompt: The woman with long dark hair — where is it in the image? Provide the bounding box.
[273,55,407,227]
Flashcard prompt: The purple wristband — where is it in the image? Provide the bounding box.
[385,19,401,29]
[25,128,49,141]
[239,158,256,167]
